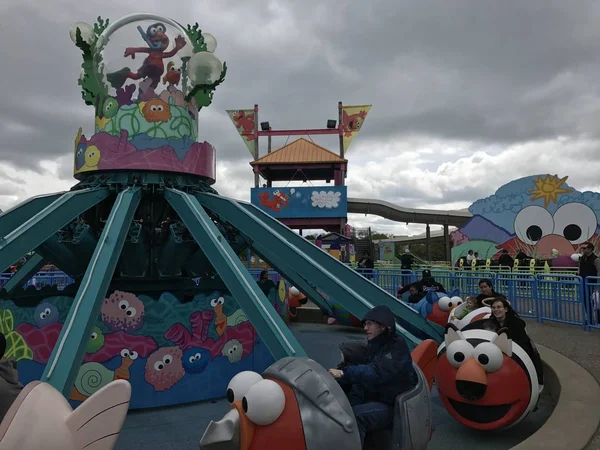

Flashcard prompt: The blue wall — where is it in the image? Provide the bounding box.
[250,186,347,218]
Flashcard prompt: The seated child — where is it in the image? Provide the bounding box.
[455,296,478,320]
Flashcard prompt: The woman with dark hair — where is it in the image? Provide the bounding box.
[257,269,276,295]
[485,297,544,385]
[475,278,504,307]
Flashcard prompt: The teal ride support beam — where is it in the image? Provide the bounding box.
[164,188,307,360]
[3,253,46,294]
[250,244,334,315]
[36,235,85,278]
[0,192,64,237]
[196,193,444,345]
[42,187,141,397]
[0,188,110,273]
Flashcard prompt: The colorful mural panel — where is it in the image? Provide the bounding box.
[250,186,348,219]
[71,16,226,180]
[2,287,286,409]
[451,174,600,263]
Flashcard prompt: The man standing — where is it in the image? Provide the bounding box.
[579,242,600,323]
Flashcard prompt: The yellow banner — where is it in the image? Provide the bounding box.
[227,109,257,159]
[342,105,371,152]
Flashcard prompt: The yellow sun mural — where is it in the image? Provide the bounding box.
[528,174,573,207]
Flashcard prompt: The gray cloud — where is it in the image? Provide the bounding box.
[2,0,600,231]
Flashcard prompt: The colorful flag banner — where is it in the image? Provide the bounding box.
[342,105,371,152]
[226,109,257,159]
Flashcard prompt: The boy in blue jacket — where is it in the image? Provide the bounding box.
[329,305,417,446]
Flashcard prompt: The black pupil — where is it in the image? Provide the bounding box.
[449,303,453,307]
[478,354,489,365]
[120,304,126,309]
[242,397,248,412]
[563,224,582,242]
[126,310,132,316]
[455,352,465,362]
[526,225,543,242]
[226,388,234,403]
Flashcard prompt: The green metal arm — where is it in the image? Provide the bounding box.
[164,188,307,360]
[42,187,142,396]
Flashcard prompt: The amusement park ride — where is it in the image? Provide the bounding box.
[0,12,545,450]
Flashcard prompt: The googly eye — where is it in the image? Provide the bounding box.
[154,360,164,371]
[290,286,300,296]
[210,298,218,307]
[120,349,130,358]
[438,296,452,312]
[446,340,474,368]
[242,379,285,426]
[129,350,138,360]
[163,354,172,365]
[125,306,137,317]
[474,342,504,373]
[118,300,129,310]
[157,105,164,112]
[91,332,98,340]
[226,371,263,403]
[217,297,225,305]
[44,308,51,315]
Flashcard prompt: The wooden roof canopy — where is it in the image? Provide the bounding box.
[250,138,347,182]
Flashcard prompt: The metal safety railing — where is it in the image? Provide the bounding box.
[1,267,598,331]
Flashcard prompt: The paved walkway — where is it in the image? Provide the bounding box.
[522,320,600,450]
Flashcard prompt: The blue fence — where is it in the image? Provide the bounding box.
[1,268,599,331]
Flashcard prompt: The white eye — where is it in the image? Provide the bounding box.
[210,298,218,307]
[195,352,201,360]
[125,306,137,317]
[151,105,158,111]
[514,206,554,245]
[157,25,164,32]
[130,350,138,360]
[39,312,46,319]
[118,300,129,310]
[163,354,172,365]
[44,308,51,315]
[446,340,474,368]
[243,379,285,426]
[217,297,225,305]
[450,296,463,307]
[154,360,165,371]
[189,355,196,363]
[553,203,597,245]
[273,190,280,195]
[290,286,300,296]
[150,27,157,35]
[437,296,452,312]
[120,349,130,358]
[170,66,176,72]
[226,371,263,403]
[473,342,504,372]
[91,332,98,340]
[157,105,164,111]
[177,67,182,72]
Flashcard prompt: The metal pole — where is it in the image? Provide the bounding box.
[254,104,259,188]
[268,127,272,154]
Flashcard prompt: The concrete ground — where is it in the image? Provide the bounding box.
[522,319,600,450]
[116,322,555,450]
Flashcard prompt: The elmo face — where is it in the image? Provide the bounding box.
[200,371,307,450]
[428,296,463,326]
[435,326,539,430]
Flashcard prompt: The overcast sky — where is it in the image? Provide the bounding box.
[2,0,600,236]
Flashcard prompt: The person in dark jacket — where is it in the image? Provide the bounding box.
[398,284,426,303]
[397,269,446,296]
[475,278,504,307]
[0,332,23,422]
[257,270,276,295]
[328,305,417,446]
[498,249,514,269]
[485,297,544,385]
